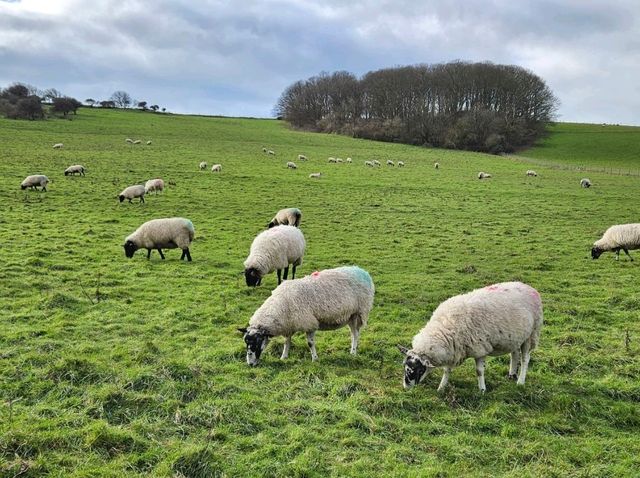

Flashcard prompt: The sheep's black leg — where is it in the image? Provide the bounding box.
[42,186,47,192]
[185,248,192,262]
[180,250,185,260]
[157,248,165,259]
[292,265,297,279]
[277,269,282,284]
[283,266,289,280]
[140,196,145,203]
[623,248,633,261]
[615,249,620,260]
[147,249,152,259]
[128,198,133,203]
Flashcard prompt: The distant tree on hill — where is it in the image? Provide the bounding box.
[5,83,30,98]
[42,88,63,103]
[85,98,96,107]
[0,83,44,120]
[52,97,82,116]
[161,107,166,112]
[110,90,132,108]
[149,104,159,112]
[99,100,116,108]
[137,101,147,110]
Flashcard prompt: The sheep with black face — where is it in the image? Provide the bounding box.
[123,217,194,261]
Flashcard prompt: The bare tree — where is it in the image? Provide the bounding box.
[85,98,96,107]
[110,90,132,108]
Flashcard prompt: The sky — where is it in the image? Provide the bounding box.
[1,0,639,124]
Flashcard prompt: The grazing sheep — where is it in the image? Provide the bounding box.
[64,165,85,176]
[118,185,146,203]
[125,138,134,144]
[244,225,305,287]
[434,162,439,169]
[211,164,222,172]
[268,150,276,156]
[478,172,492,179]
[199,161,208,170]
[268,208,302,229]
[238,266,375,365]
[336,158,344,163]
[591,224,640,261]
[387,160,395,166]
[144,178,165,194]
[328,157,337,163]
[298,154,308,161]
[398,161,405,167]
[287,162,297,169]
[372,160,381,167]
[580,178,592,188]
[399,282,543,392]
[124,217,194,261]
[133,140,142,145]
[21,174,49,191]
[526,170,538,177]
[309,172,322,179]
[52,143,63,149]
[346,158,352,163]
[146,140,152,145]
[262,147,268,153]
[365,161,374,167]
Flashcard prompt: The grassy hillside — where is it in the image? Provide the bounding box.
[1,110,639,477]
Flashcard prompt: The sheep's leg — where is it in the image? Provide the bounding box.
[475,357,487,392]
[615,248,620,260]
[517,342,531,385]
[146,249,152,259]
[140,196,145,203]
[283,266,289,280]
[157,248,165,260]
[183,248,192,262]
[128,198,132,203]
[306,331,318,361]
[348,319,360,355]
[292,264,297,279]
[437,367,451,392]
[508,350,520,380]
[623,248,633,261]
[280,336,292,359]
[277,269,282,284]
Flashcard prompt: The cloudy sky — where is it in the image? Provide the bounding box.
[1,0,639,124]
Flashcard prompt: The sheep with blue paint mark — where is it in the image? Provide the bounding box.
[239,266,375,366]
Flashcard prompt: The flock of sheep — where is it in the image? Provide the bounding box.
[17,140,639,393]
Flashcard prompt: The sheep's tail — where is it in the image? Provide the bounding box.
[184,219,195,241]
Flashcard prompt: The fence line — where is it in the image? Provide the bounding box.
[503,154,640,177]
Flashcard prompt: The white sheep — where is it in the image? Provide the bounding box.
[146,140,152,145]
[526,170,538,177]
[364,161,374,167]
[52,143,63,149]
[238,266,375,365]
[580,178,592,188]
[346,158,352,163]
[434,162,439,169]
[336,158,344,163]
[125,138,134,144]
[399,282,543,392]
[268,150,276,156]
[478,172,492,179]
[124,217,194,261]
[133,140,142,145]
[262,147,268,153]
[118,185,146,203]
[287,162,297,169]
[328,157,337,163]
[268,208,302,228]
[64,165,85,176]
[21,174,49,191]
[309,172,322,179]
[591,224,640,261]
[244,225,305,287]
[199,161,208,170]
[372,160,381,167]
[387,160,395,166]
[398,161,405,167]
[298,154,307,161]
[211,164,222,172]
[144,178,164,194]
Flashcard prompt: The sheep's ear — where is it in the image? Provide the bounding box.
[237,327,248,334]
[397,345,409,355]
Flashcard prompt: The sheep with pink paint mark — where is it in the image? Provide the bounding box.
[399,281,543,392]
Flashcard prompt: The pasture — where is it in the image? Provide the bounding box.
[1,109,639,477]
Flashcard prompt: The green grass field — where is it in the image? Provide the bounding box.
[1,109,639,477]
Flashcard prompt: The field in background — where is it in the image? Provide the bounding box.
[1,109,639,477]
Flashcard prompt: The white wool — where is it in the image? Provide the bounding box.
[133,140,142,144]
[268,150,276,155]
[146,140,152,145]
[211,164,222,172]
[64,165,85,176]
[144,178,164,193]
[433,162,439,169]
[580,178,591,188]
[309,172,322,178]
[52,143,63,149]
[199,161,208,170]
[593,224,640,253]
[387,160,394,166]
[125,138,134,143]
[372,160,381,166]
[270,208,302,228]
[119,185,145,201]
[21,174,49,190]
[244,225,305,277]
[328,157,337,163]
[336,158,343,163]
[125,217,195,250]
[287,162,297,169]
[398,161,405,167]
[346,158,352,163]
[478,172,492,179]
[298,154,308,161]
[526,170,538,177]
[364,161,374,167]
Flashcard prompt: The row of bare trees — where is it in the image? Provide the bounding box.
[275,61,559,153]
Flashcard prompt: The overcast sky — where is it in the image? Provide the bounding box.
[1,0,639,124]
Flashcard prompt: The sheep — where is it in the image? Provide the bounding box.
[372,160,381,167]
[123,217,194,261]
[287,162,297,169]
[118,185,146,203]
[478,172,492,179]
[146,140,152,145]
[309,172,322,179]
[199,161,208,170]
[244,225,305,287]
[336,158,344,163]
[364,161,374,167]
[591,224,640,261]
[387,160,395,166]
[52,143,63,149]
[144,178,165,194]
[399,281,543,392]
[434,162,439,169]
[238,266,375,365]
[21,174,49,191]
[346,158,352,163]
[526,170,538,177]
[268,150,276,156]
[298,154,307,161]
[133,140,142,145]
[64,165,85,176]
[268,208,302,229]
[211,164,222,172]
[328,157,337,163]
[398,161,405,167]
[262,147,268,153]
[125,138,134,144]
[580,178,592,188]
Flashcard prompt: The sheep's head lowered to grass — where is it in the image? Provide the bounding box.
[244,267,262,286]
[398,345,435,389]
[123,240,138,258]
[238,327,273,366]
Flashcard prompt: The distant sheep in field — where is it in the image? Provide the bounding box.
[526,170,538,177]
[144,178,164,194]
[398,161,405,167]
[126,138,134,144]
[124,217,194,261]
[52,143,63,149]
[591,223,640,261]
[146,140,152,145]
[262,147,268,153]
[372,160,381,167]
[336,158,344,163]
[199,161,208,170]
[399,282,543,392]
[387,160,395,166]
[298,154,307,161]
[365,161,374,167]
[64,165,85,176]
[478,172,492,180]
[328,157,337,163]
[21,174,49,191]
[268,150,276,156]
[309,172,322,179]
[434,162,439,169]
[118,185,145,203]
[580,178,592,188]
[268,207,302,228]
[346,158,352,163]
[133,140,142,145]
[287,162,297,169]
[211,164,222,172]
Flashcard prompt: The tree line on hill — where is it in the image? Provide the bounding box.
[275,61,559,153]
[0,83,166,120]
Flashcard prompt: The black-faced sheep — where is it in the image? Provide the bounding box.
[124,217,195,261]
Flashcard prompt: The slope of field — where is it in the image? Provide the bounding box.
[1,110,639,477]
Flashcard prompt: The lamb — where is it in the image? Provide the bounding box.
[365,161,374,167]
[244,225,305,287]
[64,165,85,176]
[346,158,352,163]
[309,172,322,179]
[21,174,49,191]
[268,150,276,156]
[199,161,208,170]
[298,154,308,161]
[387,160,395,166]
[287,162,297,169]
[238,266,375,365]
[133,140,142,145]
[118,185,146,203]
[398,282,543,392]
[328,157,337,163]
[398,161,405,167]
[372,160,381,167]
[268,208,302,229]
[526,170,538,177]
[52,143,63,149]
[478,172,492,179]
[125,138,134,144]
[580,178,592,188]
[144,178,164,194]
[211,164,222,172]
[591,224,640,260]
[434,162,439,169]
[123,217,194,261]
